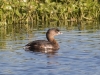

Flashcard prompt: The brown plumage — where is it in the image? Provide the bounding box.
[25,28,62,53]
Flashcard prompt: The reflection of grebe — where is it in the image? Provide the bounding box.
[25,28,62,53]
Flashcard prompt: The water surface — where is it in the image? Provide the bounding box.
[0,21,100,75]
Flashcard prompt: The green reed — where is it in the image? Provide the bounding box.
[0,0,100,25]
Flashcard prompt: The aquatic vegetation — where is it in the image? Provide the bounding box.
[0,0,100,24]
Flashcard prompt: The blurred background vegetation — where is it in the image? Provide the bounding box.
[0,0,100,25]
[0,0,100,49]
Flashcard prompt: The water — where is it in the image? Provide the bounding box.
[0,21,100,75]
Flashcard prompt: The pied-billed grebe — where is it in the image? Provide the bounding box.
[25,28,62,53]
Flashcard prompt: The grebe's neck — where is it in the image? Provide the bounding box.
[46,34,59,49]
[46,33,55,43]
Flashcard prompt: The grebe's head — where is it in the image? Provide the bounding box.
[46,28,62,36]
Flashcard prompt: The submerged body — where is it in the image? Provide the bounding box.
[25,28,62,53]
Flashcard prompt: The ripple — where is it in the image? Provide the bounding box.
[0,27,100,75]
